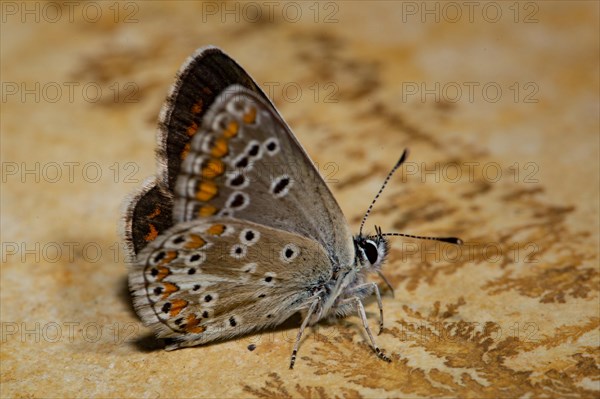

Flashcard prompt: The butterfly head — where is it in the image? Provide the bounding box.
[353,149,462,277]
[353,151,410,273]
[354,226,389,272]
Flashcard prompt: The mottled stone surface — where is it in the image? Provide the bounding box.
[1,2,598,398]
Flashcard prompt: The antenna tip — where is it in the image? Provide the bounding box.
[396,149,409,167]
[443,237,463,245]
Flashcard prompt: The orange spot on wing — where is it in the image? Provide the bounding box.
[201,159,225,179]
[161,282,179,299]
[243,107,256,124]
[155,266,170,281]
[161,251,177,265]
[144,224,159,242]
[210,138,229,158]
[184,234,206,249]
[186,122,198,136]
[198,205,217,217]
[195,180,218,201]
[223,120,239,138]
[169,299,188,317]
[184,314,205,333]
[181,143,191,160]
[206,224,225,236]
[191,100,203,114]
[147,207,161,219]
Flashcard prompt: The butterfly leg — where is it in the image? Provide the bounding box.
[376,270,395,298]
[347,282,384,334]
[343,296,391,363]
[289,297,321,369]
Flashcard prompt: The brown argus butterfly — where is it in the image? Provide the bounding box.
[123,46,462,368]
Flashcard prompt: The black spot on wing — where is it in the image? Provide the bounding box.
[273,177,290,195]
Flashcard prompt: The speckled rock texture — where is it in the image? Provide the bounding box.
[1,2,598,398]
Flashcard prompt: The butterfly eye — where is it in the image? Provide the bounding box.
[364,240,379,265]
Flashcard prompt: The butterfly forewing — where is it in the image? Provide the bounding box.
[124,47,270,256]
[129,217,332,348]
[158,47,270,192]
[173,86,354,267]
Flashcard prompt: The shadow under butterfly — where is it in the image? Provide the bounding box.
[122,46,462,369]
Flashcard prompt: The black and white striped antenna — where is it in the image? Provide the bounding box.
[360,149,462,245]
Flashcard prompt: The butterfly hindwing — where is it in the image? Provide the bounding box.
[128,217,332,349]
[123,178,174,256]
[173,86,355,267]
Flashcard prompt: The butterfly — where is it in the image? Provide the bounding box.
[123,46,462,368]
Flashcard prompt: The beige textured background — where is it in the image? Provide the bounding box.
[1,1,598,398]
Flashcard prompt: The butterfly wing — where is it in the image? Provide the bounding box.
[124,46,270,256]
[128,217,332,349]
[122,178,174,256]
[173,86,355,267]
[157,47,270,191]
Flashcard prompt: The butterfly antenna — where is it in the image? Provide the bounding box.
[359,149,409,236]
[380,232,463,245]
